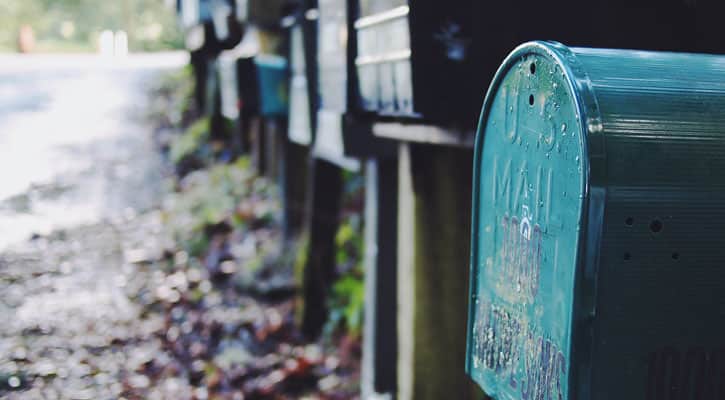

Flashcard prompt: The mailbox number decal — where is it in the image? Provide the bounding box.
[471,55,584,400]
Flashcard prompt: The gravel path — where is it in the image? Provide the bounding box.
[0,53,186,399]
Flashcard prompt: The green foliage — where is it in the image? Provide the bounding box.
[332,274,365,334]
[0,0,182,52]
[341,169,365,205]
[293,234,310,324]
[325,271,365,339]
[186,230,210,258]
[155,64,194,97]
[155,65,196,123]
[170,117,210,165]
[165,158,279,257]
[335,214,363,270]
[324,214,365,338]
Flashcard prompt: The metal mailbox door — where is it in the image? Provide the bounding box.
[467,41,585,400]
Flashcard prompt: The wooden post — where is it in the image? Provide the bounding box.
[260,118,309,240]
[230,117,242,157]
[301,158,343,339]
[362,157,399,397]
[209,68,226,143]
[264,119,282,180]
[281,139,309,239]
[396,143,487,400]
[250,117,265,175]
[190,50,209,114]
[237,114,253,156]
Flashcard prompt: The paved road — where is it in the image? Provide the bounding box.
[0,52,187,399]
[0,52,187,249]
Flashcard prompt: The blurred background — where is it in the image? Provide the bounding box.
[0,0,182,53]
[3,0,725,399]
[0,1,368,399]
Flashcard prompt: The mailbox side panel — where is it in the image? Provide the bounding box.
[289,25,314,145]
[571,48,725,400]
[468,47,587,400]
[312,0,360,168]
[317,0,349,114]
[219,52,240,121]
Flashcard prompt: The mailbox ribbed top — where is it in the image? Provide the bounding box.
[566,44,725,189]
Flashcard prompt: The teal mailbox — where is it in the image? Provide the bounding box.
[467,41,725,400]
[254,54,289,118]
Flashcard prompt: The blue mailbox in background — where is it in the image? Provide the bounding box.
[254,54,288,118]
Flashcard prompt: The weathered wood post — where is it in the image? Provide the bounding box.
[190,49,210,115]
[396,142,485,400]
[283,8,318,239]
[263,118,282,179]
[301,157,344,338]
[300,0,358,338]
[250,116,266,175]
[281,140,310,239]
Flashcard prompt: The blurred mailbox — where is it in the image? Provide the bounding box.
[244,0,288,27]
[312,0,359,169]
[210,0,243,49]
[218,51,241,121]
[181,0,213,28]
[218,53,288,120]
[254,55,289,118]
[354,0,474,123]
[312,0,392,168]
[233,56,260,118]
[466,41,725,400]
[217,54,288,119]
[288,24,314,145]
[210,0,233,40]
[180,0,242,51]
